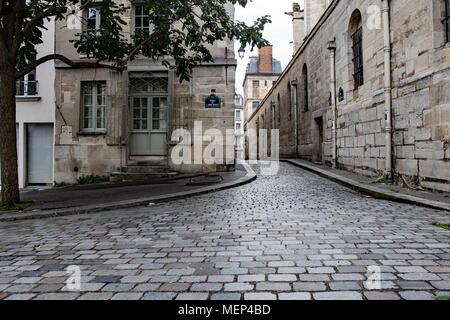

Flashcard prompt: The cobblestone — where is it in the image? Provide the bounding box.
[0,163,448,300]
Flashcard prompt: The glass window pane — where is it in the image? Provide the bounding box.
[97,107,105,129]
[133,120,140,130]
[136,5,142,16]
[153,97,160,108]
[152,109,160,119]
[142,120,148,130]
[152,120,160,130]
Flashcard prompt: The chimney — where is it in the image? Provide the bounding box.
[258,46,273,73]
[304,0,328,35]
[292,3,305,53]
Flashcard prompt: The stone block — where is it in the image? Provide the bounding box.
[396,159,418,176]
[419,160,450,180]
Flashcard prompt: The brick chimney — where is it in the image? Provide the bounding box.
[258,46,273,73]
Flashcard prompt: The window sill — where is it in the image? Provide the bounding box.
[77,131,107,136]
[16,96,41,102]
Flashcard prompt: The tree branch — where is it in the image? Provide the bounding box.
[122,27,167,67]
[15,54,124,78]
[22,6,67,38]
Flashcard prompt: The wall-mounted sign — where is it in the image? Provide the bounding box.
[205,93,221,108]
[338,87,344,102]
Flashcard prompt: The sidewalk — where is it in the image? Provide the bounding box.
[0,167,256,222]
[284,159,450,212]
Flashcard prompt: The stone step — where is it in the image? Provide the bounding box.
[120,165,170,174]
[110,171,178,183]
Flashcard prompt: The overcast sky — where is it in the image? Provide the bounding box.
[234,0,303,95]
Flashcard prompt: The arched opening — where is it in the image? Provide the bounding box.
[348,9,363,90]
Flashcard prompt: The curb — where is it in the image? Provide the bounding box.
[283,159,450,212]
[0,173,257,223]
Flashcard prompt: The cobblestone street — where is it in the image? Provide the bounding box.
[0,162,449,300]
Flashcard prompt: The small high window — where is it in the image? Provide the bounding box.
[82,82,106,132]
[252,101,259,108]
[85,7,101,33]
[253,80,260,88]
[134,5,154,33]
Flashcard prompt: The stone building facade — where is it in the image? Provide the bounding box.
[243,46,282,124]
[247,0,450,192]
[53,1,236,183]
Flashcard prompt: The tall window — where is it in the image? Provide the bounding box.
[277,93,281,127]
[352,27,364,88]
[287,83,292,121]
[236,110,241,121]
[444,0,450,43]
[85,7,101,33]
[349,10,363,89]
[16,69,37,96]
[302,65,309,112]
[134,5,154,33]
[82,82,106,132]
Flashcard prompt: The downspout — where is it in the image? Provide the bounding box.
[382,0,393,181]
[327,39,337,168]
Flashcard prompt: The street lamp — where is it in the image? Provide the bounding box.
[238,47,245,59]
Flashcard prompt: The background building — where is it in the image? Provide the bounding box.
[247,0,450,192]
[243,46,282,124]
[235,94,245,160]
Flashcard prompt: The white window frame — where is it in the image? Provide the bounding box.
[134,4,154,34]
[84,7,101,33]
[81,82,107,133]
[16,69,38,97]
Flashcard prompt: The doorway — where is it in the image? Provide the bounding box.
[129,77,168,156]
[314,116,323,163]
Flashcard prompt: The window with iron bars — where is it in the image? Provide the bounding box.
[444,0,450,43]
[351,27,364,89]
[16,69,38,96]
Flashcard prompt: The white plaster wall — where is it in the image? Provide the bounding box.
[16,18,56,187]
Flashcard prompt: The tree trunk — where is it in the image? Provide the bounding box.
[0,63,20,206]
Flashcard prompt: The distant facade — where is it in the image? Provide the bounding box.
[235,94,245,160]
[53,1,236,184]
[247,0,450,193]
[242,46,282,124]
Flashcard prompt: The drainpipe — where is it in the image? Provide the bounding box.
[382,0,393,181]
[291,80,298,157]
[327,39,337,168]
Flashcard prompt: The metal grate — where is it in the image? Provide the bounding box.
[130,77,168,94]
[351,27,364,89]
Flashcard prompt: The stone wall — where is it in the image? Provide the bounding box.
[247,0,450,192]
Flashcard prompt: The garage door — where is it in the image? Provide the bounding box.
[27,124,54,184]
